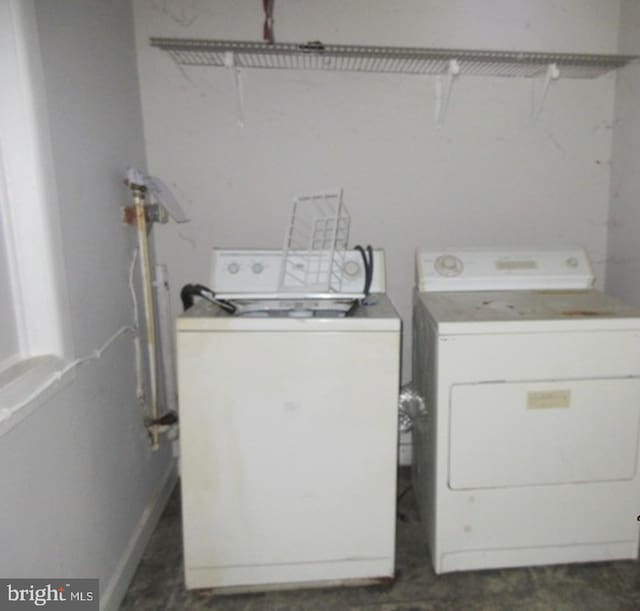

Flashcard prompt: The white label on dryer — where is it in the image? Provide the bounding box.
[527,389,571,409]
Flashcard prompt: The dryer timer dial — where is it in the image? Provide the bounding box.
[434,254,464,277]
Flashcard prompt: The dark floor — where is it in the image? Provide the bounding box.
[121,470,640,610]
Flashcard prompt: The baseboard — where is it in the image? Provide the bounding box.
[100,460,178,611]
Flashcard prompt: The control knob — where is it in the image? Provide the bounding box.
[434,254,464,277]
[343,260,361,277]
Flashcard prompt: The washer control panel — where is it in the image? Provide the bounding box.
[416,249,595,292]
[211,249,386,294]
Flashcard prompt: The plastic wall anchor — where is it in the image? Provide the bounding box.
[435,59,460,124]
[223,51,245,127]
[532,63,560,122]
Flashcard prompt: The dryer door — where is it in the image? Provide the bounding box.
[448,377,640,489]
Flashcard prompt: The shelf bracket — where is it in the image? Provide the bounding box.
[532,62,560,122]
[434,59,460,124]
[223,51,245,127]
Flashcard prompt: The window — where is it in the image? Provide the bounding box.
[0,0,71,430]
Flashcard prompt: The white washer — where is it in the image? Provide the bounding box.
[177,249,401,591]
[412,248,640,574]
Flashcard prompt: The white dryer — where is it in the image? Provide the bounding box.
[412,248,640,574]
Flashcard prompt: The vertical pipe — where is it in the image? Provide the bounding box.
[133,186,159,449]
[155,264,178,417]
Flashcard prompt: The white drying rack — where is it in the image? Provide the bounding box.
[278,189,350,295]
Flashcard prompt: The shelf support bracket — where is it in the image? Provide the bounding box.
[224,51,245,127]
[532,62,560,122]
[435,59,460,124]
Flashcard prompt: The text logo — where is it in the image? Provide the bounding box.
[1,579,98,609]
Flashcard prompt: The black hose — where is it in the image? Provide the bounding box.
[354,245,371,297]
[180,283,237,314]
[354,245,375,297]
[180,284,198,311]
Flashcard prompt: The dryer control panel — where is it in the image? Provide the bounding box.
[416,248,594,292]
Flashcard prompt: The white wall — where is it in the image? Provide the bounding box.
[134,0,620,380]
[606,0,640,303]
[0,2,175,610]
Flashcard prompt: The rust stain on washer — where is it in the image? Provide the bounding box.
[560,310,612,317]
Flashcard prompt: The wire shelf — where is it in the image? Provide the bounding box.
[150,38,638,78]
[278,189,350,294]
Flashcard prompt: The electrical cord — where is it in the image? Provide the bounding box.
[1,248,147,426]
[397,484,412,501]
[0,325,135,425]
[397,483,413,523]
[263,0,275,43]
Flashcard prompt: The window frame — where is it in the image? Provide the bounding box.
[0,0,73,430]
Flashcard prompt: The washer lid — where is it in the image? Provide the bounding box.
[178,293,401,332]
[418,289,640,334]
[416,248,594,292]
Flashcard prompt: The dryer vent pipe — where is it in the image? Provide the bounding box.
[398,383,426,432]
